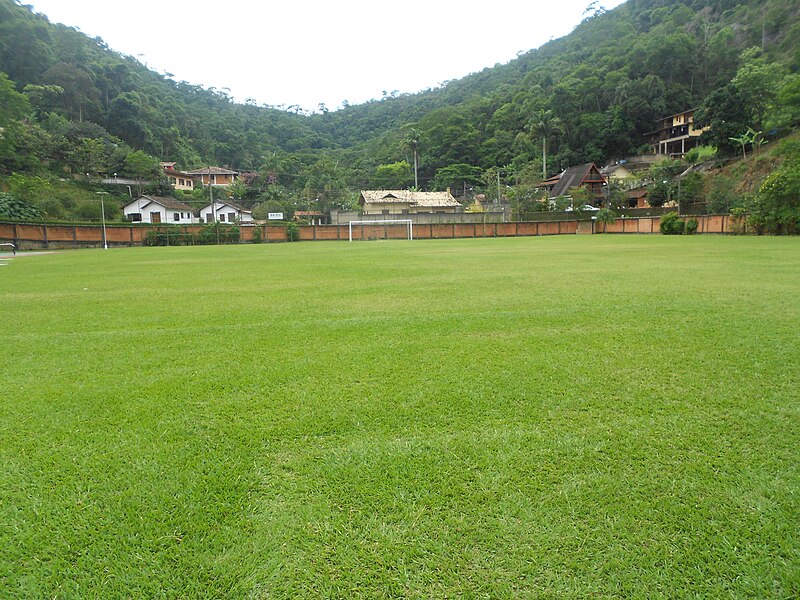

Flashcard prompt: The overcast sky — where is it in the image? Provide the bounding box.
[28,0,626,112]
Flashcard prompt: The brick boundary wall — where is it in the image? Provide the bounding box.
[0,215,735,249]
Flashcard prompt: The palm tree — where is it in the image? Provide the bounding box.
[528,109,563,179]
[402,126,421,188]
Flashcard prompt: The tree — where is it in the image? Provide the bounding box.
[107,91,153,149]
[729,129,756,159]
[695,84,754,155]
[527,109,563,179]
[0,73,32,172]
[0,73,31,124]
[432,163,483,195]
[731,47,785,130]
[402,126,421,188]
[646,159,685,208]
[7,173,54,205]
[751,159,800,234]
[302,156,347,212]
[123,150,159,195]
[66,137,107,176]
[372,161,412,189]
[772,74,800,129]
[41,62,101,122]
[596,207,617,232]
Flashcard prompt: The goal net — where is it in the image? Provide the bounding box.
[348,220,413,242]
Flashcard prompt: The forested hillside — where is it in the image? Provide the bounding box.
[1,0,799,221]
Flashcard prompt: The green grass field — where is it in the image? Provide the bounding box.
[1,236,798,598]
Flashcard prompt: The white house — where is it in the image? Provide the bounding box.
[123,195,197,224]
[199,200,254,223]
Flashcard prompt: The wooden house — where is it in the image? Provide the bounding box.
[545,163,607,203]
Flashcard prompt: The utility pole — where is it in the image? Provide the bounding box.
[208,167,220,244]
[96,191,108,250]
[413,147,418,189]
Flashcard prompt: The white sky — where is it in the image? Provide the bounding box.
[28,0,626,112]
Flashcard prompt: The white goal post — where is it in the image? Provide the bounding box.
[348,219,413,242]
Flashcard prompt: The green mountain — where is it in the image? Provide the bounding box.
[1,0,799,216]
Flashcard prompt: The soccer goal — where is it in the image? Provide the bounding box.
[348,220,413,242]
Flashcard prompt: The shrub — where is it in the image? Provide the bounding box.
[729,207,749,235]
[251,227,261,243]
[144,226,193,246]
[595,208,617,232]
[221,225,240,244]
[751,159,800,234]
[196,223,240,245]
[286,221,300,242]
[685,218,699,234]
[0,192,43,220]
[684,145,717,164]
[660,211,685,235]
[196,223,218,245]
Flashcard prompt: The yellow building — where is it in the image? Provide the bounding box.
[646,109,710,157]
[359,190,461,215]
[186,166,239,187]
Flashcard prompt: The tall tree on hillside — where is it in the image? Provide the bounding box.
[373,161,412,190]
[41,63,100,122]
[527,109,563,179]
[123,150,159,195]
[402,126,421,188]
[302,156,347,211]
[695,83,754,155]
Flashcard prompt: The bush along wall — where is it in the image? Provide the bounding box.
[144,224,240,246]
[660,212,685,235]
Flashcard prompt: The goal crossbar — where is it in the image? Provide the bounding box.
[348,220,413,242]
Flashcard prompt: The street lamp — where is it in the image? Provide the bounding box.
[96,191,109,249]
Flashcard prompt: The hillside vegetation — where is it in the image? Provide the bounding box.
[0,0,799,228]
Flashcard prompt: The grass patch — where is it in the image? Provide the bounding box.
[1,236,798,597]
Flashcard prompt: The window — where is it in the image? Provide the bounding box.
[173,213,180,222]
[228,212,236,222]
[219,213,226,222]
[129,213,142,222]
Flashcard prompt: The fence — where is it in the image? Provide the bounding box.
[0,214,739,249]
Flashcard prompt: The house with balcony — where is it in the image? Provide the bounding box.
[645,109,710,157]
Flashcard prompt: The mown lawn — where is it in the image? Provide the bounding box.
[1,235,798,598]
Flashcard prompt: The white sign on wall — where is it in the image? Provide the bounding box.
[268,212,284,220]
